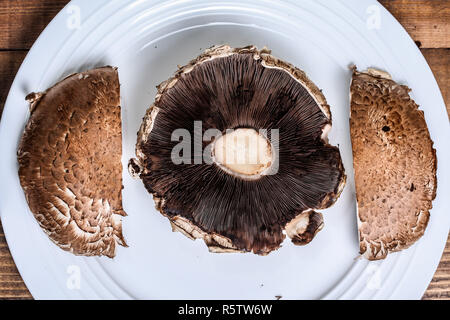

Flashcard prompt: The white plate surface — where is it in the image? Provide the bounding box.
[0,0,449,300]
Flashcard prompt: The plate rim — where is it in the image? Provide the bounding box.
[0,0,448,300]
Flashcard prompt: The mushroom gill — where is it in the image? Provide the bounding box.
[132,45,346,255]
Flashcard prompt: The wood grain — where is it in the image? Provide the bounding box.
[379,0,450,48]
[423,237,450,299]
[0,0,448,300]
[0,51,27,120]
[0,222,31,299]
[421,48,450,118]
[0,0,68,50]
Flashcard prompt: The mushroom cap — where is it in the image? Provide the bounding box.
[18,66,127,258]
[134,45,346,255]
[350,68,437,260]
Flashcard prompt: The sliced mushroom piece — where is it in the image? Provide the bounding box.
[285,210,324,246]
[350,67,437,260]
[17,66,127,257]
[133,45,346,255]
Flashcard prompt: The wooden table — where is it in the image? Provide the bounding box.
[0,0,448,300]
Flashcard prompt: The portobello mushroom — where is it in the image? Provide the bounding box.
[350,67,437,260]
[18,66,127,258]
[132,45,346,255]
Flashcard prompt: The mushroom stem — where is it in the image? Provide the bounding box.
[212,128,273,179]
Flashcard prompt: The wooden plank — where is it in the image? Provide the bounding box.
[0,222,32,299]
[0,274,27,282]
[0,290,32,299]
[0,0,69,49]
[379,0,450,48]
[423,237,450,300]
[421,48,450,118]
[0,50,27,121]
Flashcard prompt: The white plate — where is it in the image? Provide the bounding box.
[0,0,449,300]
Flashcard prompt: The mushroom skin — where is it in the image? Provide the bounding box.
[350,67,437,260]
[133,45,346,255]
[18,67,127,258]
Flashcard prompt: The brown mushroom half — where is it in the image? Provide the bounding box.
[132,45,346,255]
[18,66,127,258]
[350,67,437,260]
